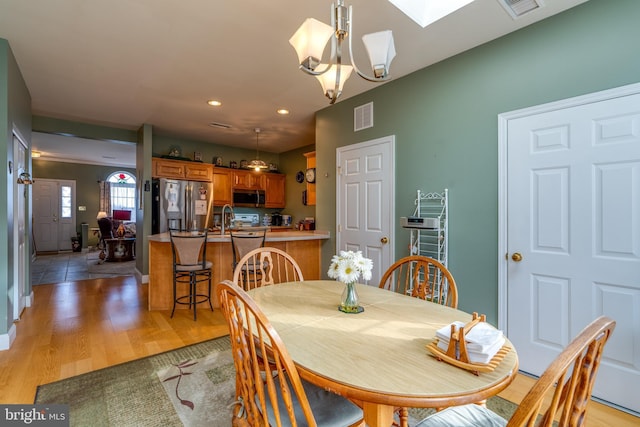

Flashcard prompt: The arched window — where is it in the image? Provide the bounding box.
[107,171,136,222]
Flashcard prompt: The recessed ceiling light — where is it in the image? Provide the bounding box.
[277,109,290,115]
[32,151,41,158]
[207,100,222,106]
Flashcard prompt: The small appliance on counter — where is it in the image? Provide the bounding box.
[271,212,283,226]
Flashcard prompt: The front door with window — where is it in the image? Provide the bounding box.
[33,179,76,252]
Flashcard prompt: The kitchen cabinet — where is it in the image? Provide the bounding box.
[265,173,286,208]
[213,167,232,206]
[152,158,213,182]
[232,169,265,190]
[304,151,316,206]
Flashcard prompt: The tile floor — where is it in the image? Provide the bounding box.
[31,249,133,285]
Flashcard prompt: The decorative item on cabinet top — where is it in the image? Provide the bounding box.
[213,156,223,166]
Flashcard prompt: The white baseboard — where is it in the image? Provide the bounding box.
[0,323,17,351]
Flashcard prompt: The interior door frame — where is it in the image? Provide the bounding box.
[497,81,640,331]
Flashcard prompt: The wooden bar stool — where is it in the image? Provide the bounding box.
[169,229,213,320]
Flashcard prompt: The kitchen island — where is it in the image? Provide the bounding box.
[147,230,330,311]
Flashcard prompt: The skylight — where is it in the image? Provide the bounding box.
[388,0,475,28]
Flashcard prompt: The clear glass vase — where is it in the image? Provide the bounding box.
[339,282,364,313]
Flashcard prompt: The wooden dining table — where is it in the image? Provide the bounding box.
[247,280,519,427]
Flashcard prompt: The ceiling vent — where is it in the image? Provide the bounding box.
[354,102,374,132]
[498,0,544,19]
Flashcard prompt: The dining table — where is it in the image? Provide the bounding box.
[246,280,519,427]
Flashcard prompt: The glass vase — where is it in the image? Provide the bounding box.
[339,282,364,313]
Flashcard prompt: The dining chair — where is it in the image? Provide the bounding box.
[216,279,363,427]
[415,316,616,427]
[379,256,458,426]
[169,229,214,320]
[233,247,304,291]
[379,255,458,308]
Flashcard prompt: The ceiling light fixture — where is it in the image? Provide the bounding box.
[207,100,222,106]
[289,0,396,104]
[276,108,290,115]
[248,128,268,172]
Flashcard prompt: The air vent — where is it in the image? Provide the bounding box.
[209,122,233,129]
[354,102,374,132]
[499,0,544,19]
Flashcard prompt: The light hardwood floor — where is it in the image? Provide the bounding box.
[1,276,638,426]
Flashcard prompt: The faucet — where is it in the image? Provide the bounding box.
[220,204,235,235]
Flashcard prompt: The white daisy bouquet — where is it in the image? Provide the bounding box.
[327,250,373,284]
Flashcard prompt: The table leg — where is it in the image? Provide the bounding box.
[362,402,395,427]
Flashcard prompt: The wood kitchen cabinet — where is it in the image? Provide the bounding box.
[304,151,316,206]
[152,158,213,182]
[265,173,286,208]
[232,169,266,190]
[212,167,232,206]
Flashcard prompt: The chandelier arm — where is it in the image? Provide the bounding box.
[298,62,334,76]
[347,5,392,83]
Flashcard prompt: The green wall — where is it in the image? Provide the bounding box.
[1,39,32,338]
[314,0,640,324]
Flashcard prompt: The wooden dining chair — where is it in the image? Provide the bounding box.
[379,255,458,308]
[414,316,616,427]
[216,279,363,427]
[233,247,304,291]
[379,256,459,426]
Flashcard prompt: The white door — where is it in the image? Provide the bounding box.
[33,179,76,252]
[13,134,28,319]
[336,136,395,286]
[33,179,59,252]
[499,84,640,413]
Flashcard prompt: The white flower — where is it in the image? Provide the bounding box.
[327,250,373,284]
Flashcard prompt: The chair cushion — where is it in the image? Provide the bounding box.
[262,377,362,427]
[414,404,507,427]
[175,261,213,272]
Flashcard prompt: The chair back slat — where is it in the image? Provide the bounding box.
[507,316,616,427]
[233,247,304,291]
[379,255,458,308]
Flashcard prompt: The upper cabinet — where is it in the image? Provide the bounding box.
[304,151,316,206]
[213,167,233,206]
[152,158,213,182]
[232,169,266,190]
[264,173,286,208]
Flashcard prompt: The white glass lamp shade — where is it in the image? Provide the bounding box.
[289,18,334,70]
[315,64,353,99]
[362,30,396,78]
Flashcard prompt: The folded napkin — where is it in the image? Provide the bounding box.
[435,321,505,363]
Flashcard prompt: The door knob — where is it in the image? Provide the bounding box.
[511,252,523,262]
[380,237,389,244]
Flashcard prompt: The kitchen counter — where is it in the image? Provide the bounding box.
[147,230,330,311]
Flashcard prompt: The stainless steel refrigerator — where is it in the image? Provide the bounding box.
[152,178,213,233]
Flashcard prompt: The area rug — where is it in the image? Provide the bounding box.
[86,251,136,276]
[35,335,518,426]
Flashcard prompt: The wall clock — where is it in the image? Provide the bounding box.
[305,167,316,183]
[296,171,305,183]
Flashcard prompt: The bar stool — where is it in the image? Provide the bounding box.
[169,229,213,320]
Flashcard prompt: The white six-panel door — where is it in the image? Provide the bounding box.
[500,84,640,414]
[336,136,395,286]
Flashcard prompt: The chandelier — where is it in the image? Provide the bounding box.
[289,0,396,104]
[248,128,268,171]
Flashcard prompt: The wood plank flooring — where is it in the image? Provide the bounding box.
[1,275,638,426]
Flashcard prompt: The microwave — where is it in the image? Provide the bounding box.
[232,189,265,207]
